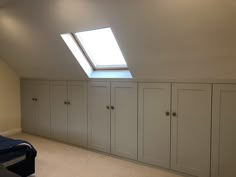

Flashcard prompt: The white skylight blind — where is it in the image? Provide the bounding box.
[61,27,132,78]
[75,28,128,69]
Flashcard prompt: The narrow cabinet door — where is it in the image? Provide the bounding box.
[21,83,38,134]
[212,84,236,177]
[51,81,68,142]
[37,82,51,138]
[171,84,211,177]
[111,82,138,160]
[88,82,111,153]
[138,83,171,168]
[67,81,88,147]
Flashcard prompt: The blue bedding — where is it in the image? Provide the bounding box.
[0,136,37,165]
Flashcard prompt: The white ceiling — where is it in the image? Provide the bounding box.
[0,0,236,80]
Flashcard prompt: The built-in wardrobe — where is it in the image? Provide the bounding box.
[211,84,236,177]
[88,82,137,160]
[21,80,236,177]
[138,83,211,177]
[50,81,87,147]
[21,80,51,138]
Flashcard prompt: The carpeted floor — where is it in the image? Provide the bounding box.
[11,133,184,177]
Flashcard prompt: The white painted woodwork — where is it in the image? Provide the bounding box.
[88,82,111,153]
[171,83,211,177]
[21,81,51,137]
[37,83,51,137]
[21,79,216,177]
[67,81,88,147]
[212,84,236,177]
[138,83,171,168]
[50,81,68,142]
[21,83,38,134]
[111,82,138,160]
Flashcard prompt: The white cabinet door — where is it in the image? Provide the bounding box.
[37,82,51,138]
[171,83,211,177]
[138,83,171,168]
[68,81,88,147]
[111,82,138,160]
[21,83,38,134]
[88,82,111,153]
[212,84,236,177]
[21,80,51,137]
[51,81,68,142]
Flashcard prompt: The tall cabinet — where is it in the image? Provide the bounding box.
[138,83,171,168]
[21,80,51,138]
[111,82,138,160]
[88,81,138,160]
[50,81,68,142]
[67,81,88,147]
[212,84,236,177]
[50,81,87,147]
[171,84,211,177]
[138,83,211,177]
[88,82,111,153]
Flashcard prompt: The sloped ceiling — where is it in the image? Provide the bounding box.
[0,0,236,80]
[0,0,13,7]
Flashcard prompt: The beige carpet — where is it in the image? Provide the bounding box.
[11,133,184,177]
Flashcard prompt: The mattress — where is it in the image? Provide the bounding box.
[0,155,26,168]
[0,136,37,168]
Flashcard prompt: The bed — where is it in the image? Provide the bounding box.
[0,135,37,177]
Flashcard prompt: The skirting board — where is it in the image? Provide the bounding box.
[0,128,22,137]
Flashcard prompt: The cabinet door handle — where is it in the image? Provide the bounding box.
[32,98,35,101]
[165,111,170,116]
[172,112,177,117]
[68,101,71,105]
[64,101,67,105]
[111,106,115,110]
[106,106,110,109]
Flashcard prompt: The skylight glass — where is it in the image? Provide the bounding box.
[75,28,128,69]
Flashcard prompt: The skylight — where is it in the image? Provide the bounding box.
[75,28,128,70]
[61,27,132,79]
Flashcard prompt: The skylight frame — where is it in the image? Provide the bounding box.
[72,28,129,71]
[71,33,96,70]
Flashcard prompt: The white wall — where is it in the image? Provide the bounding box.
[0,0,236,81]
[0,58,21,133]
